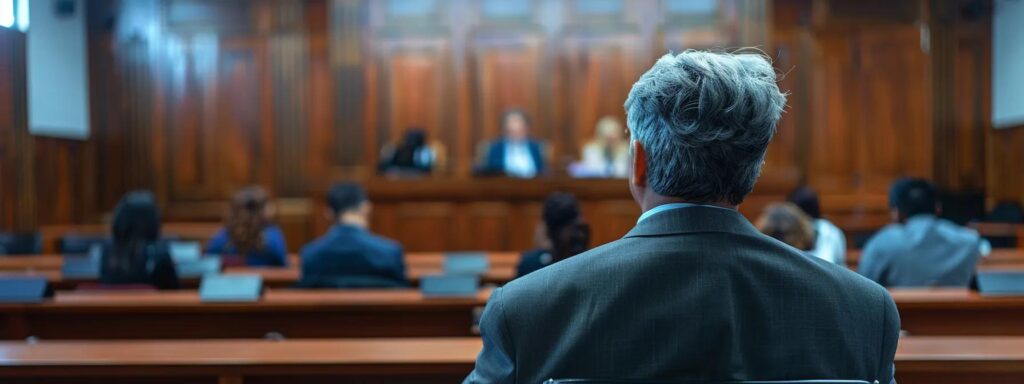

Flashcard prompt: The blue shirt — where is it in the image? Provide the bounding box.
[206,225,288,267]
[859,214,984,287]
[637,202,734,223]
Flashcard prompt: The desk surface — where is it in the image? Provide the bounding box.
[0,336,1020,367]
[0,338,483,366]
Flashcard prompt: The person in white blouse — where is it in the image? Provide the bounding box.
[788,186,847,265]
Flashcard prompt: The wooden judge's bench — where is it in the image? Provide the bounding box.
[87,176,893,254]
[337,177,891,253]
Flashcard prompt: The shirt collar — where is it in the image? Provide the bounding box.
[637,202,733,223]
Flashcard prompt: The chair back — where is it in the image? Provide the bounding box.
[58,235,110,254]
[294,276,408,289]
[75,282,158,292]
[0,232,42,255]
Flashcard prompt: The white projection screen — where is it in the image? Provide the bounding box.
[27,0,90,140]
[993,0,1024,129]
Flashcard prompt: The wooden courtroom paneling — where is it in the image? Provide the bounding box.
[1,0,1017,253]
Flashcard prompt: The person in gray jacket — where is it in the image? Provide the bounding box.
[859,178,985,288]
[464,50,899,384]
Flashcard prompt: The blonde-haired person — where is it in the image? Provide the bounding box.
[577,116,630,178]
[755,202,816,251]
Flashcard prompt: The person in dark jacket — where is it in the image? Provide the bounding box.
[516,193,590,278]
[299,182,407,288]
[465,51,898,384]
[100,191,179,290]
[481,109,545,178]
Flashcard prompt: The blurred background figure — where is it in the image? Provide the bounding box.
[516,193,590,278]
[571,116,630,178]
[100,191,179,290]
[755,202,816,252]
[479,109,546,178]
[378,129,441,176]
[298,182,408,288]
[788,186,846,264]
[858,178,986,288]
[206,186,288,267]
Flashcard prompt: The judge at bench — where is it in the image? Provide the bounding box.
[298,183,408,288]
[465,51,898,383]
[480,109,546,178]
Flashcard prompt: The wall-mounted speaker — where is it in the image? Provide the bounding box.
[55,0,76,18]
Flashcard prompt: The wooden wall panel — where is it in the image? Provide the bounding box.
[0,29,33,231]
[857,27,933,191]
[1,0,1018,253]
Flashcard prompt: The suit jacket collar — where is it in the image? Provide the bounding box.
[624,205,762,239]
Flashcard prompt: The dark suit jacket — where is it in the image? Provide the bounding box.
[484,139,545,176]
[465,206,899,384]
[299,225,408,287]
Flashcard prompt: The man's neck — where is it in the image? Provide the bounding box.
[338,214,368,229]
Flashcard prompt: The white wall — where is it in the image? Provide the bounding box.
[994,0,1024,129]
[27,0,90,140]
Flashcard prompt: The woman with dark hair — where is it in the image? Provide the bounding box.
[100,191,179,289]
[516,193,591,278]
[207,186,288,267]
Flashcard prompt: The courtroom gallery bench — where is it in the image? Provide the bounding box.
[0,289,489,340]
[0,337,1019,384]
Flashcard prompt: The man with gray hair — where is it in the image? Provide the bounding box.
[464,50,899,383]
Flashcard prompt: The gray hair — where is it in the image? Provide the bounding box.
[624,50,786,205]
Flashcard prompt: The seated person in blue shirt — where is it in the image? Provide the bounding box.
[100,191,179,290]
[517,193,590,278]
[859,178,986,287]
[298,182,408,288]
[480,109,546,178]
[206,186,288,267]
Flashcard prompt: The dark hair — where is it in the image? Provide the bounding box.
[890,178,937,218]
[501,108,531,129]
[787,186,821,219]
[226,186,270,255]
[392,129,428,168]
[327,182,367,215]
[542,193,589,262]
[108,191,161,275]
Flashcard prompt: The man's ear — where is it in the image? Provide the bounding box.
[631,140,647,188]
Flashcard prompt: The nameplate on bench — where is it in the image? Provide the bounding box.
[421,275,479,298]
[199,274,263,303]
[977,271,1024,296]
[177,257,222,278]
[443,252,490,275]
[62,254,100,279]
[169,241,202,263]
[0,277,50,303]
